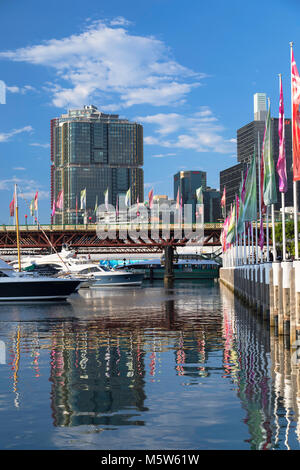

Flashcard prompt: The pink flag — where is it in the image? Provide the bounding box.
[9,196,15,217]
[148,188,154,209]
[56,190,63,210]
[34,191,38,211]
[51,200,56,217]
[277,75,287,192]
[259,217,264,251]
[241,167,249,203]
[176,188,180,208]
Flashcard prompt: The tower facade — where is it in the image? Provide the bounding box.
[50,105,143,224]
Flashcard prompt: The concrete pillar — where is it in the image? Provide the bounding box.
[273,262,280,330]
[282,261,292,337]
[269,267,275,327]
[164,245,174,287]
[264,263,272,322]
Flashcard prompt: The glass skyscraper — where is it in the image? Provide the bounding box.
[51,105,143,224]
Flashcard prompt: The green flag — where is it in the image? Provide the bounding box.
[263,106,277,205]
[243,152,257,222]
[226,204,236,245]
[195,186,203,204]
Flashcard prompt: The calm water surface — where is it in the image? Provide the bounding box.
[0,280,299,450]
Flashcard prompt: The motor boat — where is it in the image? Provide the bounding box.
[0,258,81,301]
[13,248,144,287]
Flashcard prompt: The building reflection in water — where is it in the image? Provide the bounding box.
[3,281,300,449]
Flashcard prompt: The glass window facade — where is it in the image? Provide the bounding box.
[51,106,144,224]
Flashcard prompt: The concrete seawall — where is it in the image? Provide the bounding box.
[220,261,300,346]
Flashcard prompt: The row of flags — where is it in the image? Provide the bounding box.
[221,43,300,259]
[9,191,38,218]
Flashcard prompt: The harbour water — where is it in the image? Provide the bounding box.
[0,280,299,450]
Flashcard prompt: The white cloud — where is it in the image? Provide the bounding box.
[30,142,50,148]
[152,153,177,158]
[13,167,26,171]
[0,126,33,142]
[6,85,35,94]
[137,108,236,154]
[0,177,49,199]
[0,19,205,109]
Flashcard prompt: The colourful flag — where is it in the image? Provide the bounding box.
[125,188,131,207]
[136,195,140,216]
[291,46,300,180]
[94,195,98,214]
[148,188,154,209]
[263,105,277,205]
[80,188,86,210]
[221,186,226,217]
[243,151,257,222]
[104,188,108,211]
[260,134,266,215]
[34,191,38,211]
[221,215,230,252]
[9,195,15,217]
[259,217,264,251]
[30,199,35,216]
[196,186,203,204]
[277,75,287,192]
[56,190,64,210]
[51,200,56,217]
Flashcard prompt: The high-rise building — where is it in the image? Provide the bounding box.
[51,105,143,224]
[220,93,296,215]
[254,93,267,121]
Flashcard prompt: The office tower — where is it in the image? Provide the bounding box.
[202,187,222,223]
[254,93,267,121]
[51,105,143,224]
[220,93,295,214]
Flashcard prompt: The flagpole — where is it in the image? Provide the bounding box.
[271,203,277,260]
[266,205,270,262]
[279,73,287,261]
[258,132,263,262]
[291,42,299,260]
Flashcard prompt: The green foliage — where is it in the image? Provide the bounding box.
[275,220,299,257]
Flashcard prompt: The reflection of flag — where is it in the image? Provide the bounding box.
[148,189,154,209]
[277,75,287,192]
[56,190,63,210]
[125,188,130,207]
[9,196,15,217]
[51,200,56,217]
[80,189,86,210]
[291,45,300,180]
[34,191,38,211]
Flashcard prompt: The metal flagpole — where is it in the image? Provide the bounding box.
[271,203,277,260]
[266,205,270,262]
[291,41,299,260]
[279,73,287,262]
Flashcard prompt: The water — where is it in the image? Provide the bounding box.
[0,280,299,450]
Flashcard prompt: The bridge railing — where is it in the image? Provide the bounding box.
[0,223,224,231]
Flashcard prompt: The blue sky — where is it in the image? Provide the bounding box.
[0,0,299,223]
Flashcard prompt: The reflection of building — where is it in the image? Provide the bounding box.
[51,105,144,224]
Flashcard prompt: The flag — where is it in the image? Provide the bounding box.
[243,151,257,222]
[226,204,236,245]
[221,186,226,217]
[196,186,203,204]
[259,217,264,251]
[176,187,180,209]
[136,195,140,216]
[277,75,287,192]
[51,200,56,217]
[30,199,35,217]
[291,46,300,180]
[263,105,277,205]
[56,190,64,210]
[260,134,266,215]
[34,191,38,211]
[125,188,131,207]
[221,215,230,252]
[148,188,154,209]
[104,188,108,211]
[80,188,86,210]
[9,195,15,217]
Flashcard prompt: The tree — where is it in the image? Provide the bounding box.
[274,220,299,258]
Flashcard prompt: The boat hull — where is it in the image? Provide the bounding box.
[90,272,144,288]
[0,278,81,301]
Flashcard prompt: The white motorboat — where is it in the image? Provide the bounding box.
[13,248,144,287]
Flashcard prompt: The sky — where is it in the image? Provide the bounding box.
[0,0,299,223]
